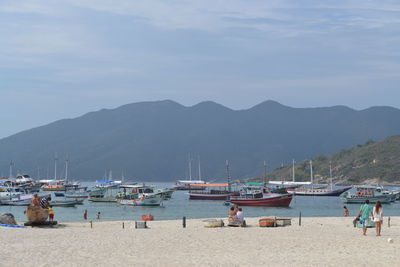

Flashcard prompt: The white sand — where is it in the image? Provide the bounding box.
[1,216,399,267]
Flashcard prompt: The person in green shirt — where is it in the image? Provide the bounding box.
[358,200,373,236]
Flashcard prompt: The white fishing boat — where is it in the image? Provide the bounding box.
[64,188,89,199]
[0,186,23,200]
[15,174,34,184]
[0,192,51,206]
[341,185,395,204]
[117,184,163,206]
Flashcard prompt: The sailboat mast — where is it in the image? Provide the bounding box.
[54,153,58,180]
[226,160,231,192]
[9,160,14,178]
[65,157,69,183]
[188,154,192,181]
[263,161,267,185]
[292,159,295,183]
[329,161,333,191]
[310,160,313,190]
[198,156,202,180]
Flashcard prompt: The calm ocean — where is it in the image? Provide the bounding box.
[2,182,400,222]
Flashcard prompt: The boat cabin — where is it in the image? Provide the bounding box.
[354,185,383,197]
[118,184,156,199]
[239,185,266,199]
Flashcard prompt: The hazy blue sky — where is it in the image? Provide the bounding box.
[1,0,400,138]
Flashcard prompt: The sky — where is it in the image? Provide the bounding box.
[1,0,400,138]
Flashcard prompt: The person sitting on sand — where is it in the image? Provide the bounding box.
[31,194,40,206]
[228,206,237,222]
[343,206,349,217]
[236,208,244,222]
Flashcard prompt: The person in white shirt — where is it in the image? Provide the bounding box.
[373,201,383,236]
[236,208,244,222]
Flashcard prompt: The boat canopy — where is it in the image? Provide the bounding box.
[269,181,312,185]
[354,185,382,189]
[95,180,122,184]
[176,180,205,184]
[119,184,150,188]
[189,183,228,187]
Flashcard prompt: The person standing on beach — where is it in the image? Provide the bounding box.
[83,209,88,220]
[97,211,101,220]
[373,201,383,236]
[358,200,373,236]
[48,206,54,222]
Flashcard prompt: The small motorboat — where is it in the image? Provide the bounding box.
[49,199,83,207]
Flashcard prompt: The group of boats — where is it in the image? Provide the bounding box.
[0,176,176,207]
[88,181,174,206]
[1,157,400,210]
[173,160,400,206]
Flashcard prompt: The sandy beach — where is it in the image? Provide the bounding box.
[1,216,399,267]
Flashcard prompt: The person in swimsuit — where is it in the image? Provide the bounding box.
[373,201,383,236]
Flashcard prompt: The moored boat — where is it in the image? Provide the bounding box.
[49,199,83,207]
[287,186,352,196]
[341,185,394,204]
[0,192,51,206]
[41,180,66,191]
[173,180,207,190]
[286,160,352,196]
[230,193,293,206]
[116,184,163,206]
[188,183,239,200]
[229,185,293,207]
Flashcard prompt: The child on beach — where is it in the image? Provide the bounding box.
[83,209,88,220]
[97,212,101,220]
[48,206,54,221]
[343,206,349,217]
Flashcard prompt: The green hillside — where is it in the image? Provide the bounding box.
[252,135,400,185]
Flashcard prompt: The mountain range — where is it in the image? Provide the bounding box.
[1,100,400,182]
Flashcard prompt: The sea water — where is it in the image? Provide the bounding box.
[1,182,400,222]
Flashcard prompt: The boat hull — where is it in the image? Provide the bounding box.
[117,195,162,206]
[341,195,392,204]
[88,197,117,202]
[287,187,352,196]
[189,192,238,200]
[49,200,84,207]
[41,186,66,192]
[65,194,88,199]
[229,194,293,207]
